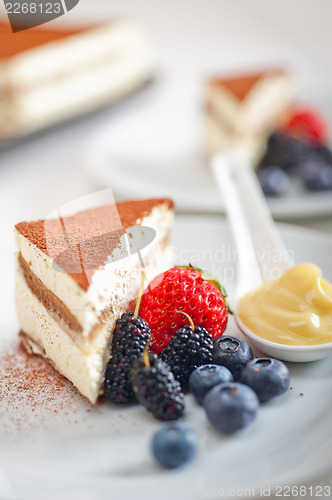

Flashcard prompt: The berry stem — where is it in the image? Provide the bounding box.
[143,338,151,368]
[176,311,195,331]
[134,270,146,319]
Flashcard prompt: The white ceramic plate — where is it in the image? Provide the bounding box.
[1,217,332,500]
[82,82,332,219]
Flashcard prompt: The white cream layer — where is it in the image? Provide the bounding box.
[0,20,153,89]
[203,113,266,165]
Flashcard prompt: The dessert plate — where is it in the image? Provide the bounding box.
[1,217,332,499]
[82,82,332,219]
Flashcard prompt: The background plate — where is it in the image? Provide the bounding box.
[1,217,332,499]
[82,81,332,219]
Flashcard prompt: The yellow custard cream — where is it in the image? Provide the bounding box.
[237,263,332,346]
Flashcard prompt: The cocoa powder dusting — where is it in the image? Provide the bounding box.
[15,198,173,291]
[0,21,85,59]
[0,342,92,435]
[210,69,283,101]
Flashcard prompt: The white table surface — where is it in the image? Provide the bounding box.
[0,1,332,497]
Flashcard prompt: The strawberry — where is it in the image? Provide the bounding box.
[139,265,229,355]
[281,107,328,145]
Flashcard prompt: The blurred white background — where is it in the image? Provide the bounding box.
[1,0,332,246]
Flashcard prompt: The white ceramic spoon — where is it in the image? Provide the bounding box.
[211,152,332,362]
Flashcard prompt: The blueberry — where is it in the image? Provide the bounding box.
[212,335,254,380]
[151,421,198,468]
[257,166,290,197]
[240,358,290,403]
[203,382,259,433]
[189,364,233,404]
[312,144,332,165]
[296,158,332,191]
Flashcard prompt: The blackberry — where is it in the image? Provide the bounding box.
[104,312,151,404]
[160,322,213,388]
[259,132,310,172]
[131,352,185,421]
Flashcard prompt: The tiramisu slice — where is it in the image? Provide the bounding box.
[0,19,153,139]
[14,199,174,404]
[204,69,294,163]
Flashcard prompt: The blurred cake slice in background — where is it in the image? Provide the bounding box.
[204,68,295,164]
[0,19,154,139]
